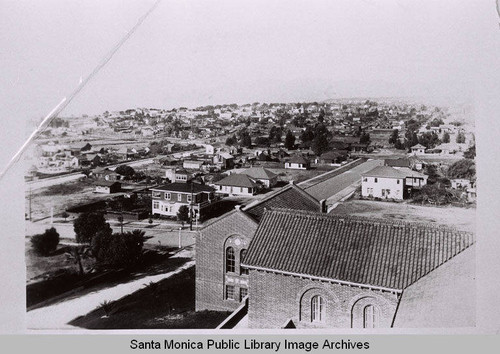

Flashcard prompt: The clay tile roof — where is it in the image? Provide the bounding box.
[243,209,474,291]
[242,184,321,222]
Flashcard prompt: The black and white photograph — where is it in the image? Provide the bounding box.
[0,0,499,338]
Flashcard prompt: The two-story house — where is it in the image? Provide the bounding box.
[361,166,407,200]
[150,183,217,220]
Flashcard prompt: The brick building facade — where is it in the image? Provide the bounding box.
[195,183,324,312]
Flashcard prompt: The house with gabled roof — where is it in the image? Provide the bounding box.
[195,182,325,313]
[240,209,474,328]
[242,167,278,188]
[285,155,310,170]
[410,143,426,155]
[214,174,260,196]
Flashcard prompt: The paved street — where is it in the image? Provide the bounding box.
[26,221,197,249]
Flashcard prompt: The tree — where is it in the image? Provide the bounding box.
[73,212,111,244]
[91,229,145,268]
[311,133,329,156]
[61,211,69,221]
[284,131,296,150]
[225,135,237,146]
[177,205,190,224]
[268,126,282,143]
[442,132,450,143]
[360,132,371,144]
[115,165,135,178]
[31,227,60,256]
[447,159,475,180]
[389,129,399,145]
[456,132,466,143]
[464,144,476,159]
[418,131,440,149]
[238,128,252,148]
[300,125,315,146]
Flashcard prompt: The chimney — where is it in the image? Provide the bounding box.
[235,205,241,211]
[289,180,295,185]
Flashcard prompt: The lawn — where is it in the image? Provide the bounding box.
[332,199,475,233]
[26,240,192,309]
[68,267,231,329]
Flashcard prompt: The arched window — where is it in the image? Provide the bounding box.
[363,305,378,328]
[225,247,235,273]
[311,295,325,322]
[240,249,248,275]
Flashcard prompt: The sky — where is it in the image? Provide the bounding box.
[1,0,498,122]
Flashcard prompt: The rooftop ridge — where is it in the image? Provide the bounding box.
[264,208,472,235]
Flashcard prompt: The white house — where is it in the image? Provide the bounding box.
[183,160,205,170]
[410,144,426,156]
[242,167,278,188]
[285,155,310,170]
[361,166,407,200]
[214,174,260,196]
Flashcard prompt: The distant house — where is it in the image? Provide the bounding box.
[214,174,260,196]
[183,160,205,170]
[318,151,349,165]
[242,167,278,188]
[384,158,410,168]
[150,183,217,220]
[95,181,121,194]
[285,155,310,170]
[92,167,122,181]
[350,143,372,153]
[205,144,215,155]
[410,144,426,155]
[164,167,192,183]
[450,178,472,190]
[70,142,92,156]
[214,152,234,169]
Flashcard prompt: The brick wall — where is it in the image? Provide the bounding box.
[195,210,258,312]
[248,270,399,329]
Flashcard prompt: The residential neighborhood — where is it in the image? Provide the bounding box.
[25,97,477,330]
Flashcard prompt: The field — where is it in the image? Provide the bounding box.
[332,199,475,233]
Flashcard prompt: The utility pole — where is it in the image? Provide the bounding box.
[189,183,194,231]
[28,186,32,221]
[178,227,182,248]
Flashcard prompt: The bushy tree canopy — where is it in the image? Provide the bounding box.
[31,227,60,256]
[91,229,145,268]
[447,159,475,180]
[115,165,135,178]
[74,212,111,244]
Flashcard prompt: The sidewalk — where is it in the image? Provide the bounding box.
[26,251,195,330]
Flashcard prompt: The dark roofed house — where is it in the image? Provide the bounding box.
[285,155,310,170]
[150,183,218,221]
[94,181,121,194]
[214,174,260,196]
[195,183,325,313]
[242,167,278,188]
[241,209,474,329]
[384,158,410,168]
[318,150,349,165]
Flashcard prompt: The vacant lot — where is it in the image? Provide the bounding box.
[68,267,230,329]
[332,199,475,233]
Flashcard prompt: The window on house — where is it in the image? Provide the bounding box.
[239,287,248,302]
[177,194,182,202]
[240,249,248,275]
[311,295,325,322]
[363,178,367,182]
[152,191,162,198]
[225,285,235,300]
[226,247,235,273]
[153,201,159,209]
[374,178,378,183]
[187,195,192,202]
[397,179,400,184]
[363,305,378,328]
[367,188,373,195]
[166,193,171,200]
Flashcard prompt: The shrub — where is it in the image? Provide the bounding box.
[91,229,145,268]
[31,227,59,256]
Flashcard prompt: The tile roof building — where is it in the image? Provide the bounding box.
[242,167,278,188]
[241,209,474,329]
[195,183,325,313]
